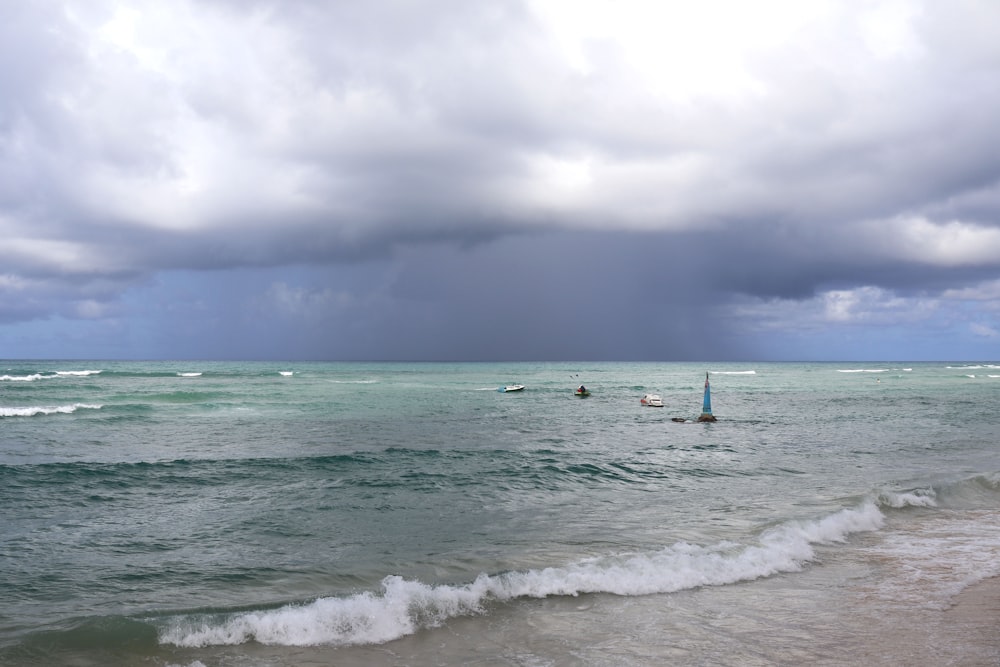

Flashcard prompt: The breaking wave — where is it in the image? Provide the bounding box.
[158,502,884,648]
[1,373,55,382]
[2,369,103,381]
[0,404,103,418]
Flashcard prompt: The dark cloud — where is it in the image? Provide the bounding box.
[2,1,1000,359]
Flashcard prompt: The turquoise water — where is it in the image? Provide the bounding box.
[1,361,999,665]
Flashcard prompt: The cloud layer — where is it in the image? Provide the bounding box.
[2,1,1000,359]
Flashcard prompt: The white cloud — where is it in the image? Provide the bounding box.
[970,322,998,338]
[730,285,942,333]
[860,0,925,60]
[878,217,1000,266]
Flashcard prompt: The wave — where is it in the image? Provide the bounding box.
[0,403,102,418]
[157,502,885,648]
[1,370,101,381]
[877,487,938,508]
[1,373,56,382]
[837,368,889,373]
[177,372,203,377]
[1,615,160,664]
[710,370,756,375]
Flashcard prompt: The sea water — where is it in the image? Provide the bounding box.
[1,361,998,666]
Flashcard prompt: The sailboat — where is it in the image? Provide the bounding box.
[697,372,717,422]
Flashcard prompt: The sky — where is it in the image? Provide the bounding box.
[2,0,1000,361]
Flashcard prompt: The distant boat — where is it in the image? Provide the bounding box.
[575,385,590,397]
[498,384,525,393]
[640,393,663,407]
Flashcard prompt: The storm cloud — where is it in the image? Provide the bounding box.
[2,0,1000,360]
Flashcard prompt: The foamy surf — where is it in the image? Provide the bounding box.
[863,508,1000,609]
[877,487,938,508]
[1,373,55,382]
[2,370,102,381]
[0,403,103,417]
[158,502,885,648]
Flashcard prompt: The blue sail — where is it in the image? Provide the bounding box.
[697,372,717,421]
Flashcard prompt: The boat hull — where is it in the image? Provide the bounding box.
[640,394,664,407]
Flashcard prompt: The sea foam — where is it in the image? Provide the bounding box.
[2,370,102,381]
[159,502,885,648]
[1,373,53,382]
[877,488,938,508]
[0,403,103,417]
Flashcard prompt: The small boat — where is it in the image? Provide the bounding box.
[575,385,590,397]
[640,393,664,407]
[498,384,525,392]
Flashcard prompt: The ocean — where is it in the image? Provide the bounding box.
[1,360,998,666]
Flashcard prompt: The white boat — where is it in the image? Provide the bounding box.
[640,393,664,407]
[498,384,525,392]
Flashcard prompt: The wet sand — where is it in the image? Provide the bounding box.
[859,576,1000,667]
[935,576,1000,666]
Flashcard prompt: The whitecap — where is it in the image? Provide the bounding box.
[877,488,938,508]
[0,403,103,418]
